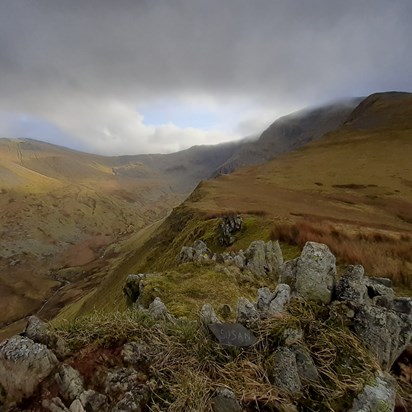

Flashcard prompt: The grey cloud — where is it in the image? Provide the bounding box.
[0,0,411,154]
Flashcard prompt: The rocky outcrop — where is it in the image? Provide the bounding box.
[218,215,243,246]
[177,240,213,263]
[55,364,84,403]
[0,335,58,405]
[245,240,283,277]
[148,297,174,321]
[123,273,145,304]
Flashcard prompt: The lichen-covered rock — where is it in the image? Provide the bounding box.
[291,345,319,382]
[55,364,84,403]
[270,347,302,395]
[211,388,242,412]
[123,274,145,304]
[218,215,243,246]
[148,297,174,321]
[200,303,220,325]
[348,373,396,412]
[245,240,283,277]
[122,342,153,366]
[236,297,260,327]
[268,284,291,314]
[364,278,395,309]
[69,398,84,412]
[24,316,68,359]
[353,304,412,370]
[0,335,58,405]
[295,241,336,304]
[78,389,108,412]
[279,258,298,290]
[42,397,70,412]
[392,297,412,315]
[177,240,213,263]
[257,287,275,312]
[335,265,368,304]
[233,251,246,269]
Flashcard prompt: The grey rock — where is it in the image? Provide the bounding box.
[295,241,337,304]
[218,215,243,246]
[177,240,213,263]
[208,323,257,347]
[24,316,68,359]
[69,399,85,412]
[348,373,396,412]
[55,364,84,403]
[233,251,245,269]
[42,397,70,412]
[364,278,395,309]
[200,303,220,325]
[113,391,143,412]
[279,258,298,290]
[78,389,108,412]
[245,240,283,277]
[392,297,412,315]
[122,342,152,366]
[211,388,242,412]
[353,304,412,370]
[123,274,145,303]
[335,265,368,304]
[148,297,173,321]
[236,297,260,327]
[291,345,319,382]
[257,287,275,312]
[268,284,291,314]
[368,277,393,288]
[270,347,302,395]
[0,335,58,405]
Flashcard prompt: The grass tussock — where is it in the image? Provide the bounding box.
[270,220,412,288]
[53,298,379,411]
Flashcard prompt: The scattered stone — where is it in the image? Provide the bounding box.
[55,364,84,403]
[78,389,108,412]
[348,373,396,412]
[211,388,242,412]
[123,274,145,303]
[236,297,260,327]
[148,297,173,321]
[208,323,257,347]
[270,347,302,395]
[268,284,291,314]
[177,240,213,263]
[218,215,243,246]
[279,258,298,290]
[245,240,283,277]
[295,241,337,304]
[42,397,70,412]
[335,265,368,304]
[291,345,319,382]
[0,335,58,405]
[233,251,245,269]
[200,303,220,325]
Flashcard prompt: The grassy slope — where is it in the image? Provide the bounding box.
[65,93,412,321]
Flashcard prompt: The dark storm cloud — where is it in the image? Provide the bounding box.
[0,0,411,154]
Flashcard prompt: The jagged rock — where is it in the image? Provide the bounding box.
[335,265,368,304]
[42,397,70,412]
[69,399,85,412]
[122,342,152,366]
[279,258,298,290]
[0,335,58,405]
[282,328,304,346]
[348,373,396,412]
[245,240,283,277]
[24,316,68,359]
[295,241,336,304]
[364,278,395,309]
[236,297,260,327]
[291,345,319,382]
[105,368,149,411]
[78,389,108,412]
[148,297,173,321]
[257,287,276,312]
[353,304,412,370]
[268,284,291,314]
[270,347,302,395]
[55,364,84,403]
[392,297,412,315]
[211,388,242,412]
[368,277,393,288]
[218,215,243,246]
[233,251,245,269]
[200,303,220,325]
[123,274,145,303]
[177,240,213,263]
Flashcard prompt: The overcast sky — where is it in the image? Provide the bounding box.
[0,0,411,155]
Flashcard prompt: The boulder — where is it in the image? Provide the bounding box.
[352,304,412,370]
[236,297,260,327]
[348,373,396,412]
[177,240,213,263]
[295,241,336,304]
[270,347,302,395]
[268,284,291,314]
[245,240,283,277]
[0,335,58,405]
[211,388,242,412]
[364,277,395,309]
[218,215,243,246]
[123,274,145,304]
[290,345,319,382]
[233,251,245,269]
[257,287,275,312]
[335,265,368,304]
[200,303,220,325]
[148,297,173,321]
[279,258,298,290]
[55,364,84,403]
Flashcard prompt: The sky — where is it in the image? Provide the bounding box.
[0,0,411,155]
